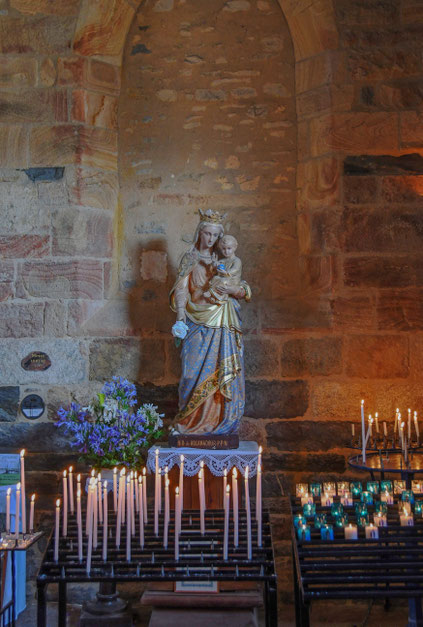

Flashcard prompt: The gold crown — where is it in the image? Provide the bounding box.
[198,208,227,224]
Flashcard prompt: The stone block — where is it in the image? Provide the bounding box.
[280,337,342,377]
[238,417,265,443]
[375,81,423,110]
[244,338,280,378]
[310,210,342,253]
[335,0,400,25]
[345,335,409,378]
[310,113,398,156]
[0,262,14,284]
[380,176,423,204]
[0,338,88,384]
[140,251,168,283]
[57,56,86,87]
[0,125,28,168]
[0,179,50,234]
[286,0,338,61]
[344,154,423,176]
[377,290,423,331]
[300,255,337,292]
[0,284,13,302]
[348,49,421,82]
[331,295,377,331]
[39,58,57,87]
[44,301,67,336]
[78,127,118,171]
[343,208,423,253]
[86,60,121,95]
[261,297,332,332]
[343,176,379,204]
[295,52,333,94]
[0,387,19,422]
[297,156,340,211]
[10,0,80,15]
[344,256,423,288]
[0,17,75,54]
[0,57,37,87]
[0,302,44,338]
[72,90,118,130]
[0,423,70,451]
[74,0,135,57]
[0,235,49,258]
[401,112,423,146]
[19,260,104,299]
[401,0,423,23]
[52,207,114,258]
[67,299,137,337]
[136,382,178,418]
[265,420,350,452]
[89,338,165,383]
[410,334,423,377]
[29,125,79,167]
[264,452,346,473]
[297,86,331,118]
[68,166,118,212]
[244,380,309,419]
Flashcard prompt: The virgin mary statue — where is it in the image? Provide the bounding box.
[169,210,251,437]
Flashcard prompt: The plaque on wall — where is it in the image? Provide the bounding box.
[21,351,51,371]
[21,395,45,419]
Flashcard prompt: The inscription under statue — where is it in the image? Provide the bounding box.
[169,209,251,449]
[21,351,51,372]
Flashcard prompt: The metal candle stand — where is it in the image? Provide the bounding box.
[37,508,277,627]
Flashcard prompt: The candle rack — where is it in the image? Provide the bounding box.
[36,509,277,627]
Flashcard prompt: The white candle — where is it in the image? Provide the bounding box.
[179,455,184,513]
[414,411,420,441]
[375,412,379,433]
[86,487,93,574]
[126,476,131,562]
[86,478,93,535]
[164,478,169,549]
[257,463,262,547]
[113,467,118,512]
[258,445,262,469]
[383,421,388,437]
[77,488,83,562]
[121,468,126,524]
[365,523,379,539]
[54,498,60,562]
[400,508,414,526]
[223,484,230,560]
[408,408,412,441]
[154,474,159,538]
[116,471,124,547]
[62,470,68,537]
[245,477,252,561]
[134,471,139,513]
[93,479,98,549]
[381,491,394,505]
[20,450,26,535]
[351,423,355,437]
[155,448,160,514]
[142,467,147,523]
[15,483,20,539]
[139,477,144,549]
[198,469,205,536]
[200,461,206,511]
[102,481,108,562]
[321,493,333,507]
[29,494,35,533]
[97,472,102,524]
[130,471,135,536]
[340,493,353,507]
[232,468,239,548]
[368,415,373,439]
[361,400,366,462]
[77,474,81,506]
[68,466,74,515]
[223,468,227,509]
[244,466,250,512]
[174,487,180,561]
[373,512,387,527]
[6,488,11,533]
[344,523,358,540]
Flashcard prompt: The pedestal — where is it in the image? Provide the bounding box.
[80,582,132,626]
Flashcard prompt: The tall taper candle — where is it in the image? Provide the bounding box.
[164,478,170,549]
[199,469,205,536]
[257,464,262,547]
[62,470,68,537]
[116,471,124,547]
[408,408,412,441]
[135,471,139,512]
[258,445,262,468]
[29,494,35,533]
[142,467,147,523]
[54,498,60,562]
[223,468,227,509]
[244,466,250,511]
[361,400,366,462]
[86,477,93,535]
[200,461,206,511]
[97,472,102,524]
[126,476,131,562]
[102,481,108,562]
[130,471,135,536]
[224,484,230,561]
[113,467,118,512]
[15,483,20,539]
[93,479,98,549]
[77,488,83,562]
[139,476,144,548]
[174,487,180,561]
[232,468,238,547]
[68,466,74,514]
[20,450,26,534]
[6,488,11,533]
[179,455,184,513]
[86,487,93,574]
[155,448,159,514]
[245,467,252,560]
[415,411,420,442]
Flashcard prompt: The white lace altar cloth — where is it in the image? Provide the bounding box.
[147,441,259,477]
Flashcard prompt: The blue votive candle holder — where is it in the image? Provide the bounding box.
[331,503,344,518]
[355,502,368,517]
[334,513,349,528]
[414,500,423,516]
[313,513,328,529]
[320,524,334,540]
[374,501,388,515]
[381,480,393,493]
[297,525,311,541]
[310,483,322,497]
[360,491,373,505]
[401,490,415,505]
[351,481,362,496]
[303,503,316,517]
[367,481,380,494]
[357,513,370,527]
[293,514,305,529]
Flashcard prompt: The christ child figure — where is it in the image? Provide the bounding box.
[204,234,243,304]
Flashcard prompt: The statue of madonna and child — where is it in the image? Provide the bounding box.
[169,209,251,449]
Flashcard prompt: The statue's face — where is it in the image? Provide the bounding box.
[199,225,221,249]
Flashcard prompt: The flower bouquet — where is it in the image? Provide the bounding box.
[56,377,164,469]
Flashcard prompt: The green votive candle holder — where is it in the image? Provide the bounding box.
[302,503,316,517]
[313,513,328,529]
[401,490,415,505]
[380,480,393,493]
[310,483,322,497]
[374,501,388,515]
[320,524,334,540]
[334,513,349,528]
[366,481,380,494]
[355,502,368,516]
[293,514,305,529]
[331,503,344,518]
[414,500,423,516]
[360,491,373,505]
[297,525,311,541]
[351,481,362,496]
[357,513,370,527]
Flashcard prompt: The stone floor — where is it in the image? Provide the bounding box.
[16,598,409,626]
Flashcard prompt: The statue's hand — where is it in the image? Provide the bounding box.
[176,310,186,322]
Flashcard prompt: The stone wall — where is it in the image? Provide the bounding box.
[1,0,423,612]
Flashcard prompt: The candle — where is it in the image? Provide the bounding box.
[121,468,126,524]
[383,421,388,437]
[232,468,239,548]
[200,461,206,512]
[93,479,98,549]
[381,490,394,505]
[86,477,93,535]
[20,450,26,535]
[365,523,379,539]
[340,493,353,507]
[86,486,93,575]
[361,491,373,505]
[6,488,11,533]
[155,448,159,515]
[29,494,35,533]
[142,468,147,523]
[361,400,366,462]
[154,473,159,538]
[62,470,68,537]
[244,466,250,511]
[15,482,20,539]
[130,471,135,536]
[375,412,379,433]
[126,476,131,562]
[321,493,333,507]
[97,472,102,524]
[400,508,414,526]
[367,415,373,440]
[174,487,180,561]
[374,512,387,527]
[351,423,355,437]
[77,488,83,562]
[320,525,334,540]
[256,463,262,547]
[344,523,358,540]
[245,467,252,560]
[258,445,262,469]
[408,408,412,441]
[116,471,123,547]
[415,412,420,442]
[134,471,139,513]
[198,469,205,536]
[102,481,108,562]
[68,466,74,515]
[179,455,184,513]
[223,468,227,509]
[223,484,230,560]
[113,467,118,512]
[297,525,311,541]
[54,498,60,562]
[164,478,169,549]
[77,473,81,500]
[139,476,144,549]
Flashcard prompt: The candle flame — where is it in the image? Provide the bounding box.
[20,449,25,457]
[158,468,161,475]
[165,465,168,473]
[155,448,159,455]
[200,460,204,468]
[224,468,227,476]
[361,399,364,405]
[175,487,179,495]
[138,475,142,483]
[91,469,95,477]
[233,467,237,478]
[226,484,230,494]
[401,422,405,429]
[180,454,184,462]
[245,466,249,479]
[114,467,117,474]
[103,481,107,489]
[259,445,263,454]
[56,499,60,507]
[77,474,81,482]
[408,408,411,413]
[63,470,67,478]
[130,470,134,478]
[31,494,35,502]
[258,463,262,473]
[16,482,20,491]
[375,412,378,418]
[69,466,73,473]
[7,488,11,496]
[143,467,146,476]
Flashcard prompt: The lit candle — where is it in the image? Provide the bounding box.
[134,471,139,512]
[139,476,144,549]
[381,490,394,505]
[15,482,20,539]
[223,484,230,561]
[408,408,412,441]
[368,415,373,439]
[340,493,353,507]
[223,468,227,509]
[86,486,93,575]
[179,455,184,513]
[200,461,206,511]
[164,478,169,549]
[116,470,124,547]
[154,472,159,538]
[93,479,98,549]
[245,467,252,560]
[86,477,93,535]
[414,412,420,442]
[174,487,180,561]
[113,467,118,512]
[373,512,387,527]
[321,493,333,507]
[126,476,131,562]
[258,445,262,468]
[244,466,250,511]
[54,498,60,562]
[62,470,68,537]
[142,467,147,523]
[365,523,379,539]
[361,400,366,462]
[20,450,26,535]
[256,463,262,547]
[232,468,239,548]
[130,471,135,536]
[6,488,11,534]
[400,507,414,526]
[68,466,74,515]
[383,421,387,437]
[344,523,358,540]
[155,448,159,515]
[102,481,108,562]
[29,494,35,533]
[121,468,126,524]
[77,473,81,500]
[97,472,102,524]
[375,412,379,433]
[198,469,205,536]
[77,487,83,562]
